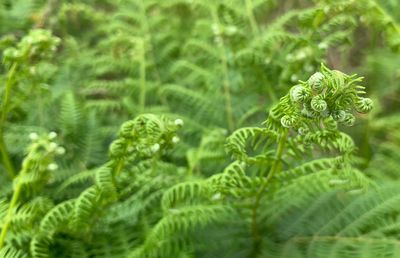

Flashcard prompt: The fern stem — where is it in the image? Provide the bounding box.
[211,8,235,131]
[0,171,24,248]
[0,63,17,125]
[245,0,260,36]
[221,49,235,132]
[110,159,125,190]
[244,0,278,104]
[113,159,125,178]
[249,128,289,257]
[139,39,146,112]
[139,0,162,83]
[0,138,15,179]
[0,63,18,179]
[293,235,400,245]
[35,0,61,28]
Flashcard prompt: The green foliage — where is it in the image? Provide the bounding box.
[0,0,400,257]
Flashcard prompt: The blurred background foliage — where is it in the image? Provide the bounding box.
[1,0,398,180]
[1,0,400,257]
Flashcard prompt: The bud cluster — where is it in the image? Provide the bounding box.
[2,29,60,64]
[109,114,183,159]
[21,131,64,181]
[278,64,373,131]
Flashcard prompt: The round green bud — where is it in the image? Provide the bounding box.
[56,147,66,155]
[29,132,39,141]
[47,163,58,171]
[308,72,325,91]
[332,110,346,122]
[172,136,180,144]
[324,117,337,130]
[298,126,309,135]
[109,139,127,157]
[311,96,327,112]
[48,131,57,139]
[174,119,184,127]
[151,143,160,153]
[119,121,135,138]
[3,47,21,62]
[290,85,310,103]
[280,115,296,128]
[356,97,373,113]
[343,113,356,126]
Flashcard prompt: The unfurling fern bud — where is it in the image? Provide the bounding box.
[29,132,39,141]
[3,29,60,65]
[171,136,180,144]
[3,47,21,62]
[281,115,296,128]
[118,120,135,138]
[47,163,58,171]
[308,72,324,91]
[48,131,57,139]
[16,132,64,191]
[298,126,309,135]
[343,113,355,126]
[150,143,160,153]
[109,139,127,158]
[311,96,327,112]
[110,115,183,159]
[290,85,310,103]
[56,147,66,155]
[332,110,346,122]
[174,119,184,127]
[355,97,373,113]
[324,117,337,130]
[265,64,373,134]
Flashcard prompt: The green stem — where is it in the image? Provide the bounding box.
[35,0,61,28]
[113,159,125,178]
[139,39,146,112]
[0,171,25,248]
[140,0,161,83]
[249,129,289,258]
[243,0,281,107]
[0,63,18,178]
[211,9,235,132]
[110,159,125,189]
[1,63,17,125]
[244,0,278,104]
[245,0,260,36]
[0,137,15,179]
[221,49,235,132]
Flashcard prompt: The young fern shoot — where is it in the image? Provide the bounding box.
[133,64,374,258]
[0,132,64,249]
[227,64,373,257]
[30,114,183,258]
[0,29,60,179]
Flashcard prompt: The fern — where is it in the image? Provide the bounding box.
[0,1,400,257]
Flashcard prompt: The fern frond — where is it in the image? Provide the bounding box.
[0,245,28,258]
[225,127,276,161]
[161,181,212,211]
[264,183,400,258]
[130,205,234,258]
